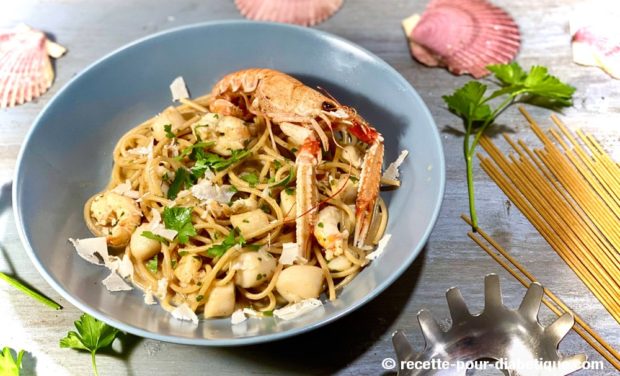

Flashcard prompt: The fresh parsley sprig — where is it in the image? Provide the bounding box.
[207,228,245,258]
[60,313,120,376]
[162,206,197,244]
[0,347,24,376]
[442,62,575,230]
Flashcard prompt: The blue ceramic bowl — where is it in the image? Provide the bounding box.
[13,21,444,345]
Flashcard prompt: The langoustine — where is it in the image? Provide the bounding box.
[207,68,384,258]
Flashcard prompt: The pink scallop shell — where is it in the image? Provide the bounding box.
[235,0,343,27]
[0,24,66,108]
[406,0,520,78]
[571,18,620,79]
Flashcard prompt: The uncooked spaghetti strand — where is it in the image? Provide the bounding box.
[478,155,620,315]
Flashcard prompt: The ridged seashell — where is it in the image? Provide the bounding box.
[402,0,520,78]
[235,0,343,27]
[0,24,66,108]
[570,13,620,79]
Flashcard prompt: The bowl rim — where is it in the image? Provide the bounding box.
[13,20,445,346]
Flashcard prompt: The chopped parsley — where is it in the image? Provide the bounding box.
[167,168,192,200]
[246,244,261,251]
[260,204,270,213]
[162,206,197,244]
[284,187,295,195]
[146,256,158,274]
[141,231,169,245]
[273,160,282,170]
[349,176,359,183]
[174,141,216,161]
[317,222,324,228]
[206,228,245,258]
[196,295,204,302]
[270,167,295,188]
[163,124,176,139]
[240,172,259,187]
[242,219,250,223]
[178,251,188,257]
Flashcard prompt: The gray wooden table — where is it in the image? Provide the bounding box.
[1,0,618,375]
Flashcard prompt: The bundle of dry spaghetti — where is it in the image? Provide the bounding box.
[478,107,620,324]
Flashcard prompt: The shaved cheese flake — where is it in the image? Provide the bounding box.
[144,288,157,305]
[111,181,141,199]
[151,226,178,241]
[157,277,169,299]
[382,150,409,181]
[366,233,391,261]
[149,208,162,229]
[273,299,323,320]
[127,141,153,156]
[102,271,133,292]
[69,237,108,265]
[171,303,199,324]
[191,180,235,203]
[231,309,248,325]
[279,243,306,265]
[116,253,134,279]
[170,76,189,102]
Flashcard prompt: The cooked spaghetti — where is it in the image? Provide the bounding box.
[82,69,396,319]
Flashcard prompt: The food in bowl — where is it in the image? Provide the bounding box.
[71,69,405,323]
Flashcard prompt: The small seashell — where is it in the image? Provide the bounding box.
[570,12,620,79]
[402,0,520,78]
[235,0,343,27]
[0,24,67,108]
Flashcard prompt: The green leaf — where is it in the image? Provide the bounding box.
[521,66,576,104]
[174,141,216,161]
[0,347,24,376]
[163,124,176,139]
[442,81,493,123]
[167,168,192,200]
[206,228,245,258]
[240,172,259,187]
[146,255,158,274]
[60,313,120,376]
[270,167,295,188]
[141,231,169,245]
[162,206,197,244]
[487,62,527,86]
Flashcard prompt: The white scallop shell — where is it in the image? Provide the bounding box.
[235,0,343,27]
[0,24,66,108]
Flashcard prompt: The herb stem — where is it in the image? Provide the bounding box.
[0,272,61,310]
[463,121,478,231]
[91,351,99,376]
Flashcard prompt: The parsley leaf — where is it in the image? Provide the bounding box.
[241,172,259,187]
[206,228,245,258]
[141,231,169,245]
[270,167,295,188]
[163,124,176,139]
[0,347,24,376]
[167,168,192,200]
[174,141,216,161]
[163,207,197,244]
[146,255,158,274]
[442,62,575,230]
[60,313,120,376]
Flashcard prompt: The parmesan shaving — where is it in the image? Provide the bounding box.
[231,309,248,325]
[171,303,199,324]
[157,277,169,299]
[69,237,108,265]
[170,76,189,102]
[151,226,178,241]
[382,150,409,181]
[111,181,141,199]
[279,243,306,265]
[191,180,236,203]
[273,299,323,320]
[366,233,391,260]
[102,271,133,292]
[144,287,157,305]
